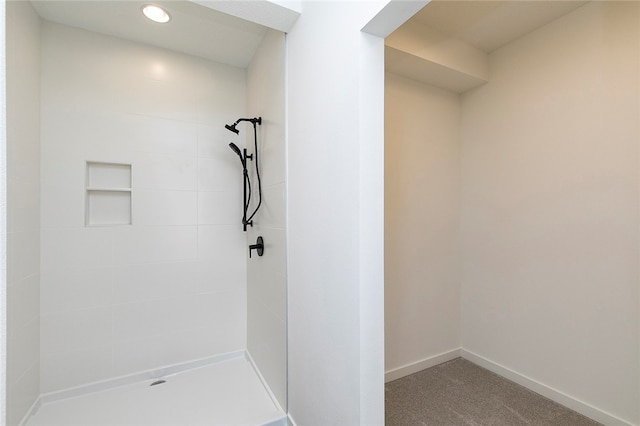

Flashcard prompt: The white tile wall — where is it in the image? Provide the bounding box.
[197,157,238,191]
[111,289,245,377]
[6,2,41,425]
[7,319,40,390]
[40,227,115,271]
[198,190,243,225]
[113,226,198,265]
[247,293,287,406]
[40,184,85,228]
[40,22,248,392]
[10,179,40,232]
[112,328,214,376]
[197,123,240,159]
[248,227,286,322]
[133,153,198,191]
[246,29,287,410]
[116,78,199,123]
[41,307,114,356]
[198,225,246,262]
[41,268,114,315]
[7,366,40,426]
[11,231,41,281]
[111,260,239,304]
[258,184,286,230]
[41,344,114,392]
[118,114,198,157]
[7,275,40,332]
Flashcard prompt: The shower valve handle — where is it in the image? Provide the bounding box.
[249,236,264,258]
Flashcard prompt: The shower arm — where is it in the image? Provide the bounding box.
[237,117,262,126]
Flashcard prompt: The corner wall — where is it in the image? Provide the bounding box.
[246,29,287,410]
[384,73,461,380]
[460,3,639,424]
[39,22,247,393]
[286,2,386,424]
[5,2,41,424]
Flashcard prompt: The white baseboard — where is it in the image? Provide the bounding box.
[461,349,637,426]
[384,348,461,383]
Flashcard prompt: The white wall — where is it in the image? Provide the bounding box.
[246,29,287,410]
[384,73,461,378]
[460,2,639,424]
[286,2,386,424]
[39,22,247,392]
[5,2,41,424]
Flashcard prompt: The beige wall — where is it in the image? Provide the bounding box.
[460,3,639,423]
[385,73,461,377]
[386,2,639,424]
[6,1,41,425]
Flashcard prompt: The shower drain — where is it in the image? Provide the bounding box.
[150,380,167,386]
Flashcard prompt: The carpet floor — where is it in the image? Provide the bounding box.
[385,358,602,426]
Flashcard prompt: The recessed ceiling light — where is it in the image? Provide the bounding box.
[142,4,170,23]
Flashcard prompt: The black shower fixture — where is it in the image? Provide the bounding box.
[228,142,250,168]
[228,141,242,158]
[225,117,262,135]
[225,117,263,232]
[225,123,239,134]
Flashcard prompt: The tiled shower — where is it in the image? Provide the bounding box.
[40,21,248,391]
[6,2,287,425]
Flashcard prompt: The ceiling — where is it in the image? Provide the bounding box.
[30,1,591,74]
[385,0,590,92]
[408,0,588,54]
[31,1,269,68]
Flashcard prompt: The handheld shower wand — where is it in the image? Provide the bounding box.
[228,142,252,167]
[228,142,253,231]
[228,143,245,167]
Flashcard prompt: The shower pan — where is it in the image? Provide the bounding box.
[27,355,285,426]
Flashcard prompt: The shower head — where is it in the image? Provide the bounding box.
[224,117,261,135]
[229,143,245,167]
[225,123,239,134]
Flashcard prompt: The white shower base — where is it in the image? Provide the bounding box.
[26,353,285,426]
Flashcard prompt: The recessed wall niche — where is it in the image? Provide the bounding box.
[85,161,132,226]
